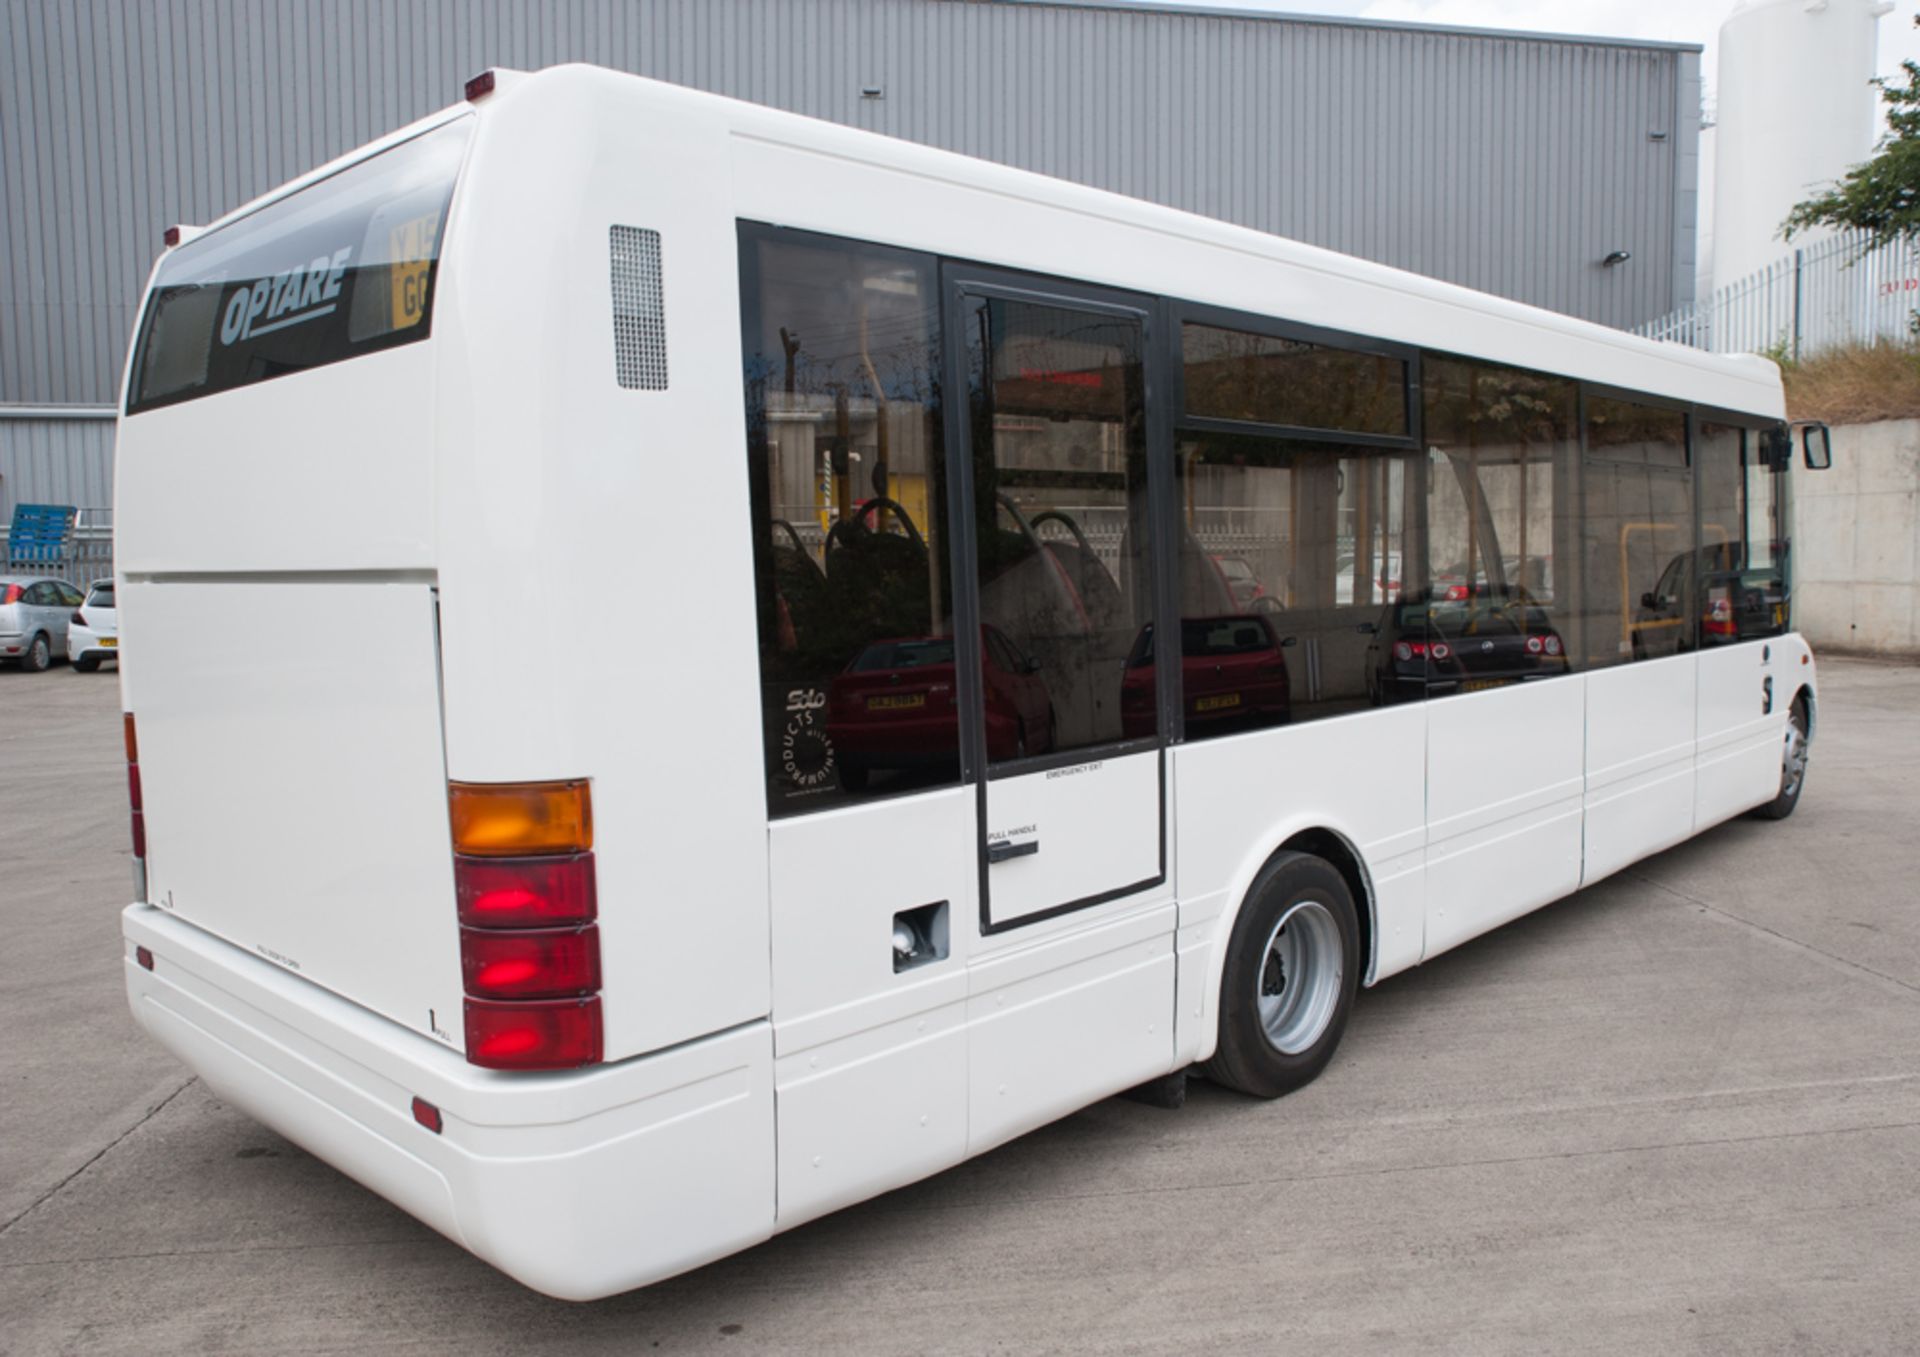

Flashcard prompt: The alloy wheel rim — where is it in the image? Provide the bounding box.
[1782,710,1810,798]
[1256,899,1343,1055]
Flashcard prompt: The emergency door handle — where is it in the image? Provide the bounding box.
[987,839,1039,865]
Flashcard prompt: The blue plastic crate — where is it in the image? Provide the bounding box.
[6,503,77,566]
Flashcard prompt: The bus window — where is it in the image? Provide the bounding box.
[739,226,954,814]
[126,117,470,414]
[1697,421,1790,645]
[1174,434,1413,726]
[1181,323,1408,437]
[962,294,1150,754]
[1414,358,1577,700]
[1580,397,1693,666]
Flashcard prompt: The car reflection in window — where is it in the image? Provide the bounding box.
[1370,585,1568,703]
[827,625,1056,791]
[1636,543,1788,650]
[1122,615,1292,738]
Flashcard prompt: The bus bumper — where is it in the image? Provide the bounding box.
[120,903,774,1300]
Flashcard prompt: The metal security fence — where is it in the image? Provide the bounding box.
[1636,229,1920,358]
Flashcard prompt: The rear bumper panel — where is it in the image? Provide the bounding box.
[123,904,775,1300]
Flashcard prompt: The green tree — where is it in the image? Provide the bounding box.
[1783,13,1920,246]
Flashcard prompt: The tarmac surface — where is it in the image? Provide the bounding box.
[2,656,1917,1355]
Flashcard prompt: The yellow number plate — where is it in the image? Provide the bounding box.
[1460,678,1508,693]
[1195,693,1242,713]
[99,637,118,648]
[388,212,441,331]
[867,693,926,711]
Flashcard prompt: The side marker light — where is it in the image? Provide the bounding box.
[411,1096,443,1134]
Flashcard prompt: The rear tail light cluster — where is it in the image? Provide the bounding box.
[1392,640,1452,662]
[124,714,147,898]
[450,780,602,1070]
[1,583,22,605]
[1523,634,1567,657]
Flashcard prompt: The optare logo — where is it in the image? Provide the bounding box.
[220,246,353,344]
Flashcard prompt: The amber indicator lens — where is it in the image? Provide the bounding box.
[448,780,592,857]
[123,713,138,764]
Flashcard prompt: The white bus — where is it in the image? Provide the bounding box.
[115,66,1828,1300]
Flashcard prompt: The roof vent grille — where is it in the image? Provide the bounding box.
[610,226,668,390]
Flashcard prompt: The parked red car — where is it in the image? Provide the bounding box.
[1120,615,1292,738]
[827,626,1056,789]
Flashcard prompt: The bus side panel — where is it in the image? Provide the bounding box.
[1423,677,1585,959]
[765,789,975,1229]
[430,70,770,1061]
[1583,653,1698,886]
[966,901,1176,1156]
[1170,707,1427,1064]
[1697,638,1793,826]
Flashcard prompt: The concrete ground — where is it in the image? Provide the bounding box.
[2,657,1917,1356]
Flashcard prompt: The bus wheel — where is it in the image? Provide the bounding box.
[1751,696,1810,821]
[1203,851,1359,1099]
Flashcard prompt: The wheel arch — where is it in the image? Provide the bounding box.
[1189,820,1378,1065]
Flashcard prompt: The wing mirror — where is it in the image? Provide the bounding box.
[1800,422,1832,471]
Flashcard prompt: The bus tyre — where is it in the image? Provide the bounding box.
[22,633,51,672]
[1752,695,1810,821]
[1203,851,1359,1100]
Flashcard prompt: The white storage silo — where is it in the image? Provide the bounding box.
[1712,0,1891,291]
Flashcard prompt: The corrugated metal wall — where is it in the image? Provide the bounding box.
[0,415,115,522]
[0,0,1697,417]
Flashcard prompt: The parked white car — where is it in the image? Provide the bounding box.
[67,578,118,671]
[0,574,84,671]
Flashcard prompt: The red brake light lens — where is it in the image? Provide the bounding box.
[460,925,600,999]
[464,996,602,1070]
[1526,635,1544,655]
[135,945,154,971]
[124,714,145,861]
[1544,634,1564,657]
[1431,642,1453,661]
[455,852,596,928]
[1,584,20,605]
[464,69,496,102]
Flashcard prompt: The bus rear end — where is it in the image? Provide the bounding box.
[115,76,774,1299]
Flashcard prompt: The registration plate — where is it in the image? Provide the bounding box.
[99,637,118,648]
[867,693,925,711]
[1459,678,1507,693]
[1195,693,1242,713]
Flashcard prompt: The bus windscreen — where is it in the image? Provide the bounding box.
[126,117,471,414]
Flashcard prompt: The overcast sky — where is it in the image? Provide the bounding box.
[1161,0,1920,126]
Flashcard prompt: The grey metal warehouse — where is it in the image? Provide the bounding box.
[0,0,1702,536]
